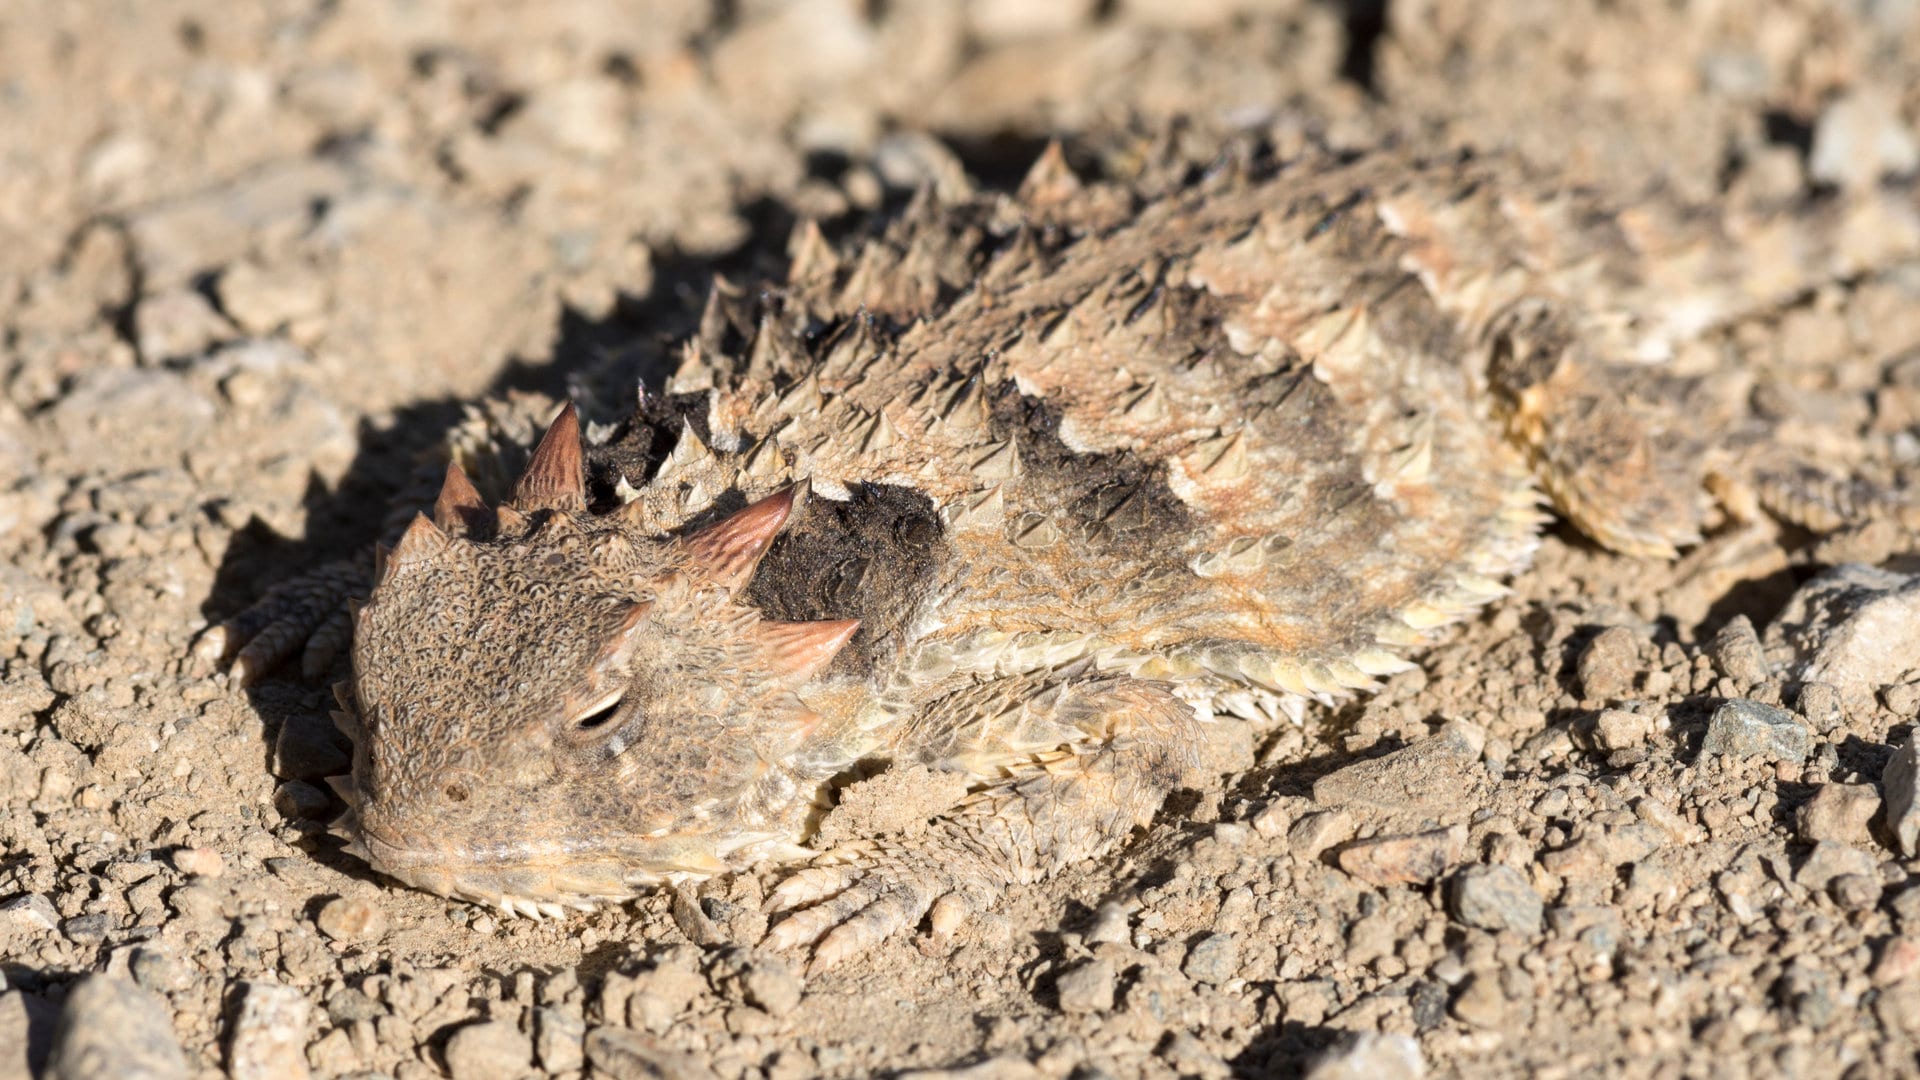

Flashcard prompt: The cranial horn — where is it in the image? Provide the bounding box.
[383,513,448,584]
[433,461,491,535]
[512,402,587,512]
[757,618,860,681]
[681,486,797,593]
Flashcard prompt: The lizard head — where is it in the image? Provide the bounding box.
[332,404,860,917]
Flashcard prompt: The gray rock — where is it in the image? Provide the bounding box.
[45,976,188,1080]
[534,1006,585,1073]
[1810,89,1920,191]
[1305,1032,1427,1080]
[708,948,803,1018]
[1796,840,1878,890]
[585,1026,716,1080]
[1182,932,1241,985]
[443,1019,533,1080]
[1885,739,1920,857]
[1310,724,1484,822]
[60,914,113,944]
[1054,957,1118,1014]
[1698,699,1809,764]
[1,894,58,932]
[1449,865,1544,935]
[227,982,309,1080]
[1766,564,1920,699]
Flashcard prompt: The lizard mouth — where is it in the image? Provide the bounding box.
[334,809,643,919]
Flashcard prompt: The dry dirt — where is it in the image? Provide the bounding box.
[6,2,1920,1078]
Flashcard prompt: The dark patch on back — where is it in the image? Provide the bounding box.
[988,385,1196,560]
[746,483,949,676]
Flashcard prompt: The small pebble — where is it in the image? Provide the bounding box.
[443,1020,533,1080]
[1250,800,1292,838]
[1586,709,1652,752]
[1796,840,1877,890]
[1708,615,1769,686]
[171,847,224,878]
[712,949,803,1018]
[1576,626,1640,701]
[535,1006,586,1073]
[1889,683,1920,717]
[228,981,310,1080]
[1449,973,1509,1029]
[1449,865,1544,935]
[1054,957,1118,1014]
[273,713,350,781]
[1337,826,1466,886]
[1083,902,1131,946]
[61,914,114,944]
[1305,1032,1427,1080]
[1698,699,1809,764]
[1182,932,1240,985]
[2,894,59,932]
[1831,873,1883,913]
[1794,783,1881,846]
[315,897,388,943]
[1797,682,1844,732]
[1288,810,1354,860]
[585,1025,712,1080]
[46,976,188,1080]
[1874,936,1920,986]
[272,780,332,820]
[1885,740,1920,857]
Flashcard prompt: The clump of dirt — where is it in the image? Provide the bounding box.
[5,2,1920,1078]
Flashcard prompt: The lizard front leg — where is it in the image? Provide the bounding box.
[764,671,1202,973]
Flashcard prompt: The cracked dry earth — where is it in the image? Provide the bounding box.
[9,2,1920,1079]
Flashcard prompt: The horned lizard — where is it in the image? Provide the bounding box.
[197,138,1920,971]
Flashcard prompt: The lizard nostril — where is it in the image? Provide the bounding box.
[444,782,469,803]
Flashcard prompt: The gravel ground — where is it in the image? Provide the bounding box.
[5,2,1920,1078]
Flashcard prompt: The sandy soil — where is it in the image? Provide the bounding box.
[5,2,1920,1077]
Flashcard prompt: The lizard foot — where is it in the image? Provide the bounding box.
[190,557,368,685]
[763,837,999,975]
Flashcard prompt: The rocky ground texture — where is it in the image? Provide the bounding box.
[6,1,1920,1078]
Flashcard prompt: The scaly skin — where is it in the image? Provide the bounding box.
[199,139,1920,970]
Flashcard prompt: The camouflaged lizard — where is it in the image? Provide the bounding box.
[196,139,1920,971]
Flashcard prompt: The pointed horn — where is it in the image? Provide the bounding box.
[512,402,587,512]
[392,513,449,566]
[433,461,491,535]
[1017,140,1081,206]
[757,618,860,681]
[681,487,797,593]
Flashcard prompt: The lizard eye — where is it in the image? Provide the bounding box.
[566,687,626,731]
